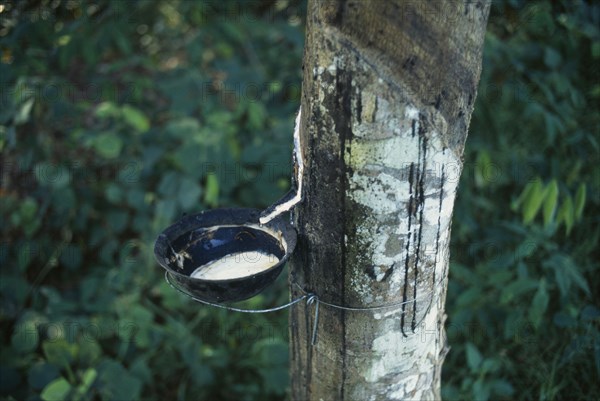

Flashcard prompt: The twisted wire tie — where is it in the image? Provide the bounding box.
[165,272,439,345]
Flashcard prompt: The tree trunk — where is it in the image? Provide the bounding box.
[289,1,490,400]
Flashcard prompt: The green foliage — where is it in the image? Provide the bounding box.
[1,0,597,400]
[1,1,302,400]
[41,378,72,401]
[511,178,586,233]
[443,1,599,400]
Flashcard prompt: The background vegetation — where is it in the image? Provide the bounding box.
[0,0,598,400]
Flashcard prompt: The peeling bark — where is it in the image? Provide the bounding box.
[290,1,490,400]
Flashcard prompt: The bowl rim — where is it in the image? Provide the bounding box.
[154,207,297,284]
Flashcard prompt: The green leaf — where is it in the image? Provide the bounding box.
[19,197,38,221]
[73,368,97,401]
[114,31,132,54]
[15,97,35,125]
[488,270,514,286]
[95,102,120,119]
[126,188,145,208]
[500,278,538,304]
[130,357,152,384]
[204,174,219,207]
[81,368,97,388]
[121,105,150,133]
[158,171,180,196]
[475,150,492,188]
[528,279,549,329]
[165,117,202,139]
[481,358,501,373]
[512,180,533,211]
[522,180,545,224]
[466,343,483,371]
[155,199,176,225]
[178,177,202,210]
[545,254,590,297]
[246,102,267,131]
[456,287,483,307]
[492,379,515,396]
[41,378,72,401]
[574,183,586,220]
[43,340,75,368]
[473,378,491,401]
[568,263,591,296]
[78,340,101,366]
[556,196,574,235]
[515,240,538,259]
[542,180,558,227]
[94,133,123,159]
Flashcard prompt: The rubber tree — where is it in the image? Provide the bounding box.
[289,0,491,400]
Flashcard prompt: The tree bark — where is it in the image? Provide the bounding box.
[289,1,490,400]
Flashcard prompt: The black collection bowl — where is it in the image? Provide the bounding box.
[154,208,297,303]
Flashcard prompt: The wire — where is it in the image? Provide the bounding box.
[164,272,442,345]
